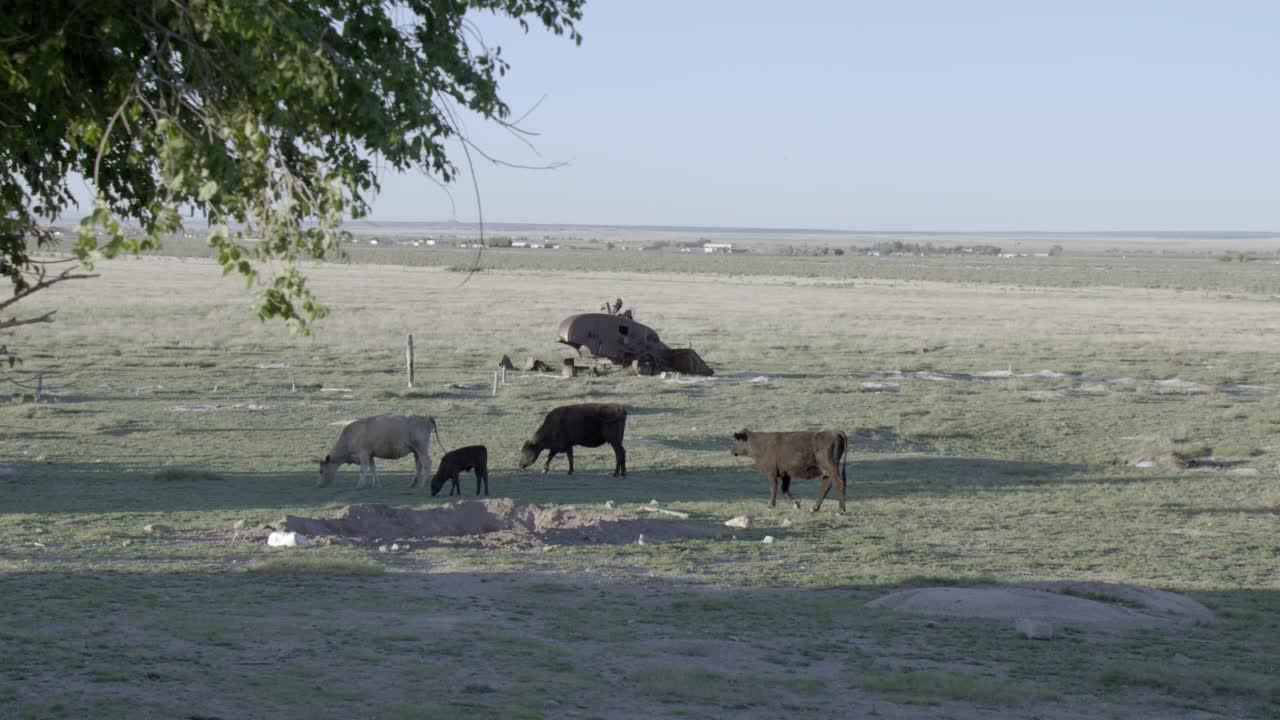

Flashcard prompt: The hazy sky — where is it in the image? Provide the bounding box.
[364,1,1280,231]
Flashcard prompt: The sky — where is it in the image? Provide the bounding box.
[365,1,1280,232]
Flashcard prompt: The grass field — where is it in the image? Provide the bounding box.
[3,251,1279,718]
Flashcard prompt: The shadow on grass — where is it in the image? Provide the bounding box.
[0,453,1145,516]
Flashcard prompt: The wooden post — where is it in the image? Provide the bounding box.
[492,371,499,396]
[406,335,415,388]
[500,366,506,385]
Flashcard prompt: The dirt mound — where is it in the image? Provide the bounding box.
[867,582,1214,631]
[279,499,717,549]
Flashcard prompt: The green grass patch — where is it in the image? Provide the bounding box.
[247,556,384,576]
[860,670,1061,706]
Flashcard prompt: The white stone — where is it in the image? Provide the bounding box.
[604,500,616,510]
[724,516,752,529]
[637,534,646,546]
[144,523,174,534]
[762,536,775,544]
[1015,618,1054,640]
[378,545,389,553]
[267,531,310,548]
[649,499,659,506]
[1135,460,1158,468]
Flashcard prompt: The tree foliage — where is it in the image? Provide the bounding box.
[2,0,583,333]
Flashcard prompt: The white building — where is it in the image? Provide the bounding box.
[703,242,734,254]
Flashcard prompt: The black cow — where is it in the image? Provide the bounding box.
[519,403,627,476]
[430,445,490,497]
[730,429,848,512]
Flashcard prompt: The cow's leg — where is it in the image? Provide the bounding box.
[353,453,368,486]
[837,469,847,514]
[610,441,626,477]
[369,459,379,487]
[543,450,557,474]
[812,474,834,512]
[566,447,575,475]
[768,475,778,509]
[450,474,460,496]
[482,469,489,495]
[781,476,800,510]
[408,451,421,488]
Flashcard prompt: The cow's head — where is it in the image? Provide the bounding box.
[518,441,542,470]
[730,429,751,457]
[318,454,338,487]
[428,469,447,496]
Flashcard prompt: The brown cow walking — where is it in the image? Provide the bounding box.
[519,403,628,476]
[730,429,848,512]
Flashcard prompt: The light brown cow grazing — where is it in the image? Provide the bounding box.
[318,413,436,489]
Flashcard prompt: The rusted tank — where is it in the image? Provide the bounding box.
[557,313,713,376]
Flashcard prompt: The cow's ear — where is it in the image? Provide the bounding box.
[733,430,748,441]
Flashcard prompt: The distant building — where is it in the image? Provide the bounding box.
[703,242,734,254]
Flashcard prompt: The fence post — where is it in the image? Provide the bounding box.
[492,371,499,396]
[406,335,415,388]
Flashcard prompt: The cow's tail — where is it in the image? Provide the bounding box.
[432,417,447,453]
[839,431,848,490]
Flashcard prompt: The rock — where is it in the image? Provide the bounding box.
[780,519,793,528]
[1172,654,1193,666]
[649,499,659,506]
[604,500,616,510]
[121,540,132,547]
[31,541,46,549]
[266,531,310,548]
[724,516,752,529]
[637,534,646,546]
[1015,618,1055,640]
[143,523,174,534]
[232,519,248,531]
[1134,460,1158,468]
[390,543,401,551]
[33,455,47,462]
[378,545,389,553]
[762,535,775,544]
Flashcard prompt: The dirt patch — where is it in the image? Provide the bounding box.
[278,499,719,549]
[866,582,1214,631]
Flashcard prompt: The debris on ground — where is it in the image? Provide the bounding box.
[275,500,717,550]
[267,531,310,548]
[556,305,713,376]
[724,516,752,529]
[521,357,554,372]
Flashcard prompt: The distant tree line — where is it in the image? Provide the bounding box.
[774,245,845,256]
[864,240,1003,256]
